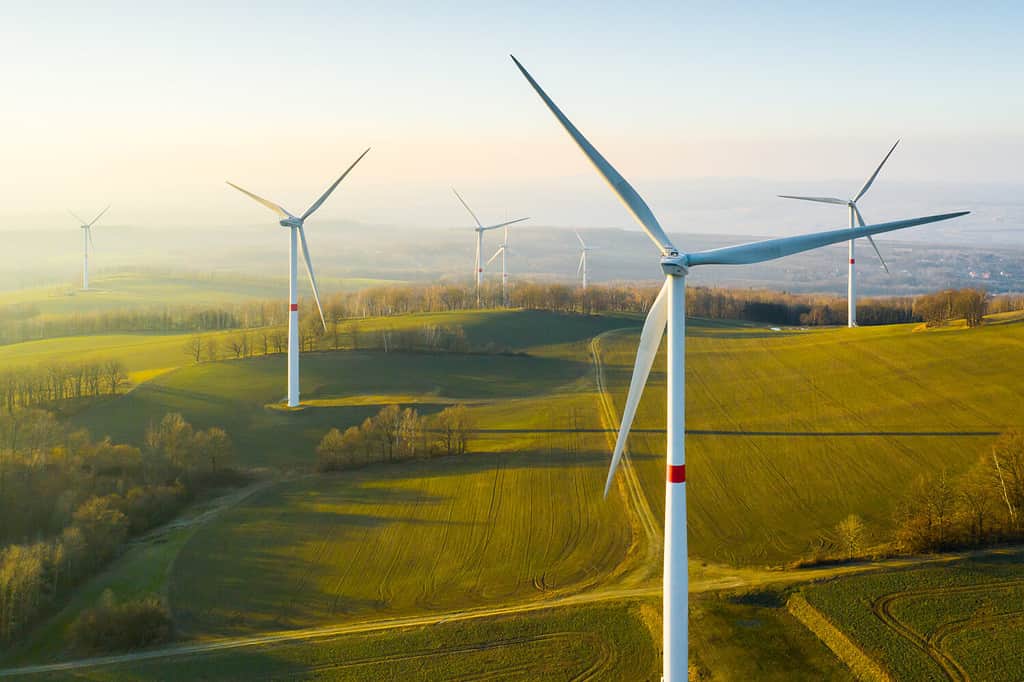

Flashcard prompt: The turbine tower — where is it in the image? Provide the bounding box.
[451,187,528,306]
[486,224,514,306]
[69,206,110,290]
[511,54,967,682]
[227,148,369,407]
[779,140,899,327]
[575,230,594,289]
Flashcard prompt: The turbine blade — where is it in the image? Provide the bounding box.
[854,206,890,273]
[511,55,677,256]
[854,139,900,202]
[68,210,88,225]
[481,217,529,231]
[577,251,586,276]
[88,205,110,227]
[575,229,586,248]
[301,147,370,220]
[486,247,504,265]
[87,227,95,253]
[298,226,326,330]
[604,281,669,498]
[777,195,849,205]
[452,188,483,228]
[226,182,293,219]
[686,212,968,267]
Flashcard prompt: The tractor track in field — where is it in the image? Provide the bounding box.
[590,330,662,581]
[870,576,1024,681]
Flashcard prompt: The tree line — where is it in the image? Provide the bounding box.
[0,410,238,645]
[316,404,475,471]
[0,360,127,413]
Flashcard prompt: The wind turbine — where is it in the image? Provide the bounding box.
[69,206,110,290]
[227,147,369,408]
[575,230,594,289]
[511,54,967,682]
[451,187,528,306]
[486,223,514,306]
[779,140,900,327]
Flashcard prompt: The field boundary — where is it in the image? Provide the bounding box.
[787,593,892,682]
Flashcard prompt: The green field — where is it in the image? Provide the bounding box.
[5,602,659,682]
[1,271,401,317]
[802,548,1024,681]
[599,318,1024,565]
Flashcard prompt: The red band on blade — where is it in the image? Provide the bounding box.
[668,464,686,483]
[850,259,856,264]
[289,304,298,311]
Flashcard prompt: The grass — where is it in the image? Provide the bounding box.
[801,547,1024,681]
[168,450,631,638]
[598,316,1024,566]
[8,602,659,681]
[690,590,855,681]
[0,271,401,317]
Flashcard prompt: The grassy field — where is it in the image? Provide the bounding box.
[801,547,1024,681]
[0,271,401,317]
[7,602,659,681]
[599,317,1024,566]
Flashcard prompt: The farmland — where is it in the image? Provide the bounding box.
[599,317,1024,565]
[800,547,1024,681]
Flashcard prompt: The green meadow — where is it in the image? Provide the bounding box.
[802,548,1024,681]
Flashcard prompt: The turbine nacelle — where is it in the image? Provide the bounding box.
[279,217,303,229]
[661,256,688,276]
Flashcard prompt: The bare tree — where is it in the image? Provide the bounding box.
[184,336,203,363]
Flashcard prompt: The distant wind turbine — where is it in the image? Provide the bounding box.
[486,223,515,306]
[574,230,595,289]
[511,54,967,682]
[779,140,900,327]
[451,188,528,306]
[69,206,110,290]
[227,148,369,407]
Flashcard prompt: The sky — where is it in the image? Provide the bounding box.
[1,1,1022,234]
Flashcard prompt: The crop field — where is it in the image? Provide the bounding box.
[598,317,1024,566]
[801,548,1024,681]
[7,602,658,681]
[168,451,633,637]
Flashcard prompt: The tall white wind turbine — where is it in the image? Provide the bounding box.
[486,224,514,305]
[779,140,900,327]
[451,188,528,306]
[69,206,110,290]
[575,230,595,289]
[511,55,967,682]
[227,148,369,407]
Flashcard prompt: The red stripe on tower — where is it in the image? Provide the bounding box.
[668,464,686,483]
[850,258,855,264]
[289,303,298,311]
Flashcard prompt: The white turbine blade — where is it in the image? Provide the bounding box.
[575,230,587,248]
[452,188,483,228]
[854,139,900,202]
[577,251,586,276]
[301,147,370,220]
[87,227,95,252]
[777,195,848,205]
[511,55,677,256]
[481,217,529,231]
[486,247,504,265]
[853,205,890,273]
[686,212,967,267]
[298,226,326,330]
[225,182,294,219]
[87,205,110,227]
[68,210,88,225]
[604,281,669,498]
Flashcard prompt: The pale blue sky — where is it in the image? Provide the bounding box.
[1,1,1021,230]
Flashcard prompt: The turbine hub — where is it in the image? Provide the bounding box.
[280,218,302,229]
[660,255,688,276]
